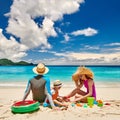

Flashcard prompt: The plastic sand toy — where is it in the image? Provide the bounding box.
[71,103,75,107]
[76,103,82,107]
[97,100,103,107]
[83,104,88,108]
[87,97,94,107]
[11,100,40,113]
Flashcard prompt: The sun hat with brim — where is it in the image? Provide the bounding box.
[79,67,94,79]
[72,66,94,81]
[33,63,49,75]
[53,80,62,87]
[72,71,80,81]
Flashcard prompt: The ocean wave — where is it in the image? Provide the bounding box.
[0,83,26,87]
[0,81,120,88]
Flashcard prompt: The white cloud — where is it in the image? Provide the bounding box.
[101,47,120,53]
[104,42,120,46]
[55,27,63,34]
[71,27,98,36]
[38,49,48,53]
[60,22,71,26]
[67,52,119,61]
[42,17,57,37]
[64,33,70,42]
[1,0,84,61]
[0,29,28,61]
[5,0,84,49]
[84,45,99,50]
[46,51,120,65]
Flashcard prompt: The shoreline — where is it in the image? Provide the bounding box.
[1,85,120,102]
[0,81,120,88]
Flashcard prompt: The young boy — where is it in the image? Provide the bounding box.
[52,80,68,108]
[44,80,68,109]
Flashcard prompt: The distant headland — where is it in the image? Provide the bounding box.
[0,58,34,66]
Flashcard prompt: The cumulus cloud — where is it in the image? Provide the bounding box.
[71,27,98,36]
[0,0,84,61]
[0,29,28,61]
[5,0,84,49]
[3,0,119,65]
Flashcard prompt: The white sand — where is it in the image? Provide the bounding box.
[0,83,120,120]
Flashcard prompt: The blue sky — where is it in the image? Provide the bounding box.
[0,0,120,65]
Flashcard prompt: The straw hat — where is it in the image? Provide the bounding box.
[72,66,94,81]
[33,63,49,75]
[53,80,62,87]
[72,71,80,81]
[79,67,94,79]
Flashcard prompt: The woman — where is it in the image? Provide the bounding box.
[65,66,96,103]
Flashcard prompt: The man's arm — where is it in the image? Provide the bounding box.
[45,87,55,108]
[22,80,31,101]
[44,76,55,108]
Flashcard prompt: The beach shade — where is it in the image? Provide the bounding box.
[11,100,40,113]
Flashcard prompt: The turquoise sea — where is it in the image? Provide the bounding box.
[0,65,120,87]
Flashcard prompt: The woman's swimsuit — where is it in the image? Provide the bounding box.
[84,80,96,99]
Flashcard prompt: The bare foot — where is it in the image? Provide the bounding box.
[60,106,68,110]
[52,106,61,111]
[63,96,70,102]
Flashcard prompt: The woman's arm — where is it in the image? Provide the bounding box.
[74,79,93,102]
[74,80,83,89]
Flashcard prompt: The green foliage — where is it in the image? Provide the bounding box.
[0,58,33,66]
